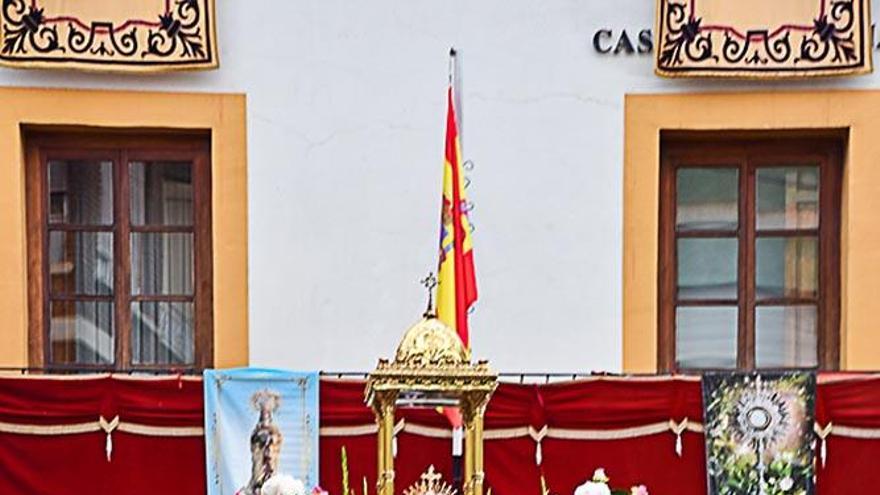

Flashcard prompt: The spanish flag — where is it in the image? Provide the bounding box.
[436,85,477,348]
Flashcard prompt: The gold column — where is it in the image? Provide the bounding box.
[376,416,385,494]
[472,408,486,495]
[463,420,475,494]
[462,394,487,495]
[374,395,396,495]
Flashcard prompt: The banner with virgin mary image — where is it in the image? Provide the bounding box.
[204,368,320,495]
[702,372,816,495]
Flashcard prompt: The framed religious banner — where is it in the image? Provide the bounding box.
[655,0,872,78]
[702,372,817,495]
[0,0,218,72]
[203,369,320,495]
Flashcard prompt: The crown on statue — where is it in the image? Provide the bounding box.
[403,465,457,495]
[250,389,281,414]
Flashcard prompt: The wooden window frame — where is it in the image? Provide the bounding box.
[25,130,214,372]
[658,136,842,372]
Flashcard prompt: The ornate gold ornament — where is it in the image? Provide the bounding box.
[394,317,470,367]
[365,310,497,495]
[403,465,457,495]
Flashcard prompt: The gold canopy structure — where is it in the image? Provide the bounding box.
[365,314,497,495]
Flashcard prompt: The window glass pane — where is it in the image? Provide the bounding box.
[131,233,194,295]
[132,302,194,366]
[48,231,113,295]
[756,237,818,300]
[676,306,738,369]
[676,168,738,231]
[677,238,738,300]
[48,160,113,225]
[757,166,819,230]
[756,305,818,368]
[130,161,193,226]
[49,300,114,365]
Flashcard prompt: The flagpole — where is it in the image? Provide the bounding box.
[448,47,463,150]
[447,46,467,495]
[448,47,456,86]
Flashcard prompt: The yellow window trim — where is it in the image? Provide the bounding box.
[624,89,880,373]
[0,87,248,369]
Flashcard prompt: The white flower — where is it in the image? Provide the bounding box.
[574,481,611,495]
[779,477,794,492]
[630,485,649,495]
[261,474,306,495]
[592,468,609,483]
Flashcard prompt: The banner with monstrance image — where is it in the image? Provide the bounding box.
[703,372,816,495]
[204,369,320,495]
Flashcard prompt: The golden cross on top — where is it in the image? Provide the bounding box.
[420,272,438,316]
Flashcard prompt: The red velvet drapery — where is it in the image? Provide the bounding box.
[318,375,880,495]
[0,375,205,495]
[1,374,879,495]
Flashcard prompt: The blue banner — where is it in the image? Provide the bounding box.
[204,368,320,495]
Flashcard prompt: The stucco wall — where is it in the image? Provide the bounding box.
[1,0,879,372]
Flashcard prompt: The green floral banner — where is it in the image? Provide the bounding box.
[702,372,816,495]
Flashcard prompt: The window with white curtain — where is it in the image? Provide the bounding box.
[659,136,841,372]
[26,133,213,371]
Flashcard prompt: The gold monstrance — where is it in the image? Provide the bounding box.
[365,277,498,495]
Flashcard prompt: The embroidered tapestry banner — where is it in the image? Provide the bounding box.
[0,0,217,72]
[204,368,320,495]
[655,0,872,78]
[702,372,816,495]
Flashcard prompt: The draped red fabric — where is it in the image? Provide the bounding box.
[319,378,375,427]
[816,435,880,493]
[484,436,542,495]
[539,433,707,495]
[396,433,453,489]
[0,376,107,425]
[318,376,880,495]
[0,431,109,493]
[2,374,880,495]
[104,432,207,494]
[0,375,205,495]
[319,379,377,494]
[318,379,455,493]
[816,375,880,428]
[539,378,704,428]
[480,383,545,495]
[813,376,880,494]
[320,434,377,495]
[483,382,546,429]
[110,375,205,426]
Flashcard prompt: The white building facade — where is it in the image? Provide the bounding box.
[2,0,880,374]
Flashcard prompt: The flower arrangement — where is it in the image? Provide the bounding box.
[573,469,648,495]
[261,474,306,495]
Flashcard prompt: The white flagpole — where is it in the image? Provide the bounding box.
[448,47,466,495]
[449,47,463,150]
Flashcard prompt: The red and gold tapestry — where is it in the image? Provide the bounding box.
[0,0,218,72]
[655,0,872,78]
